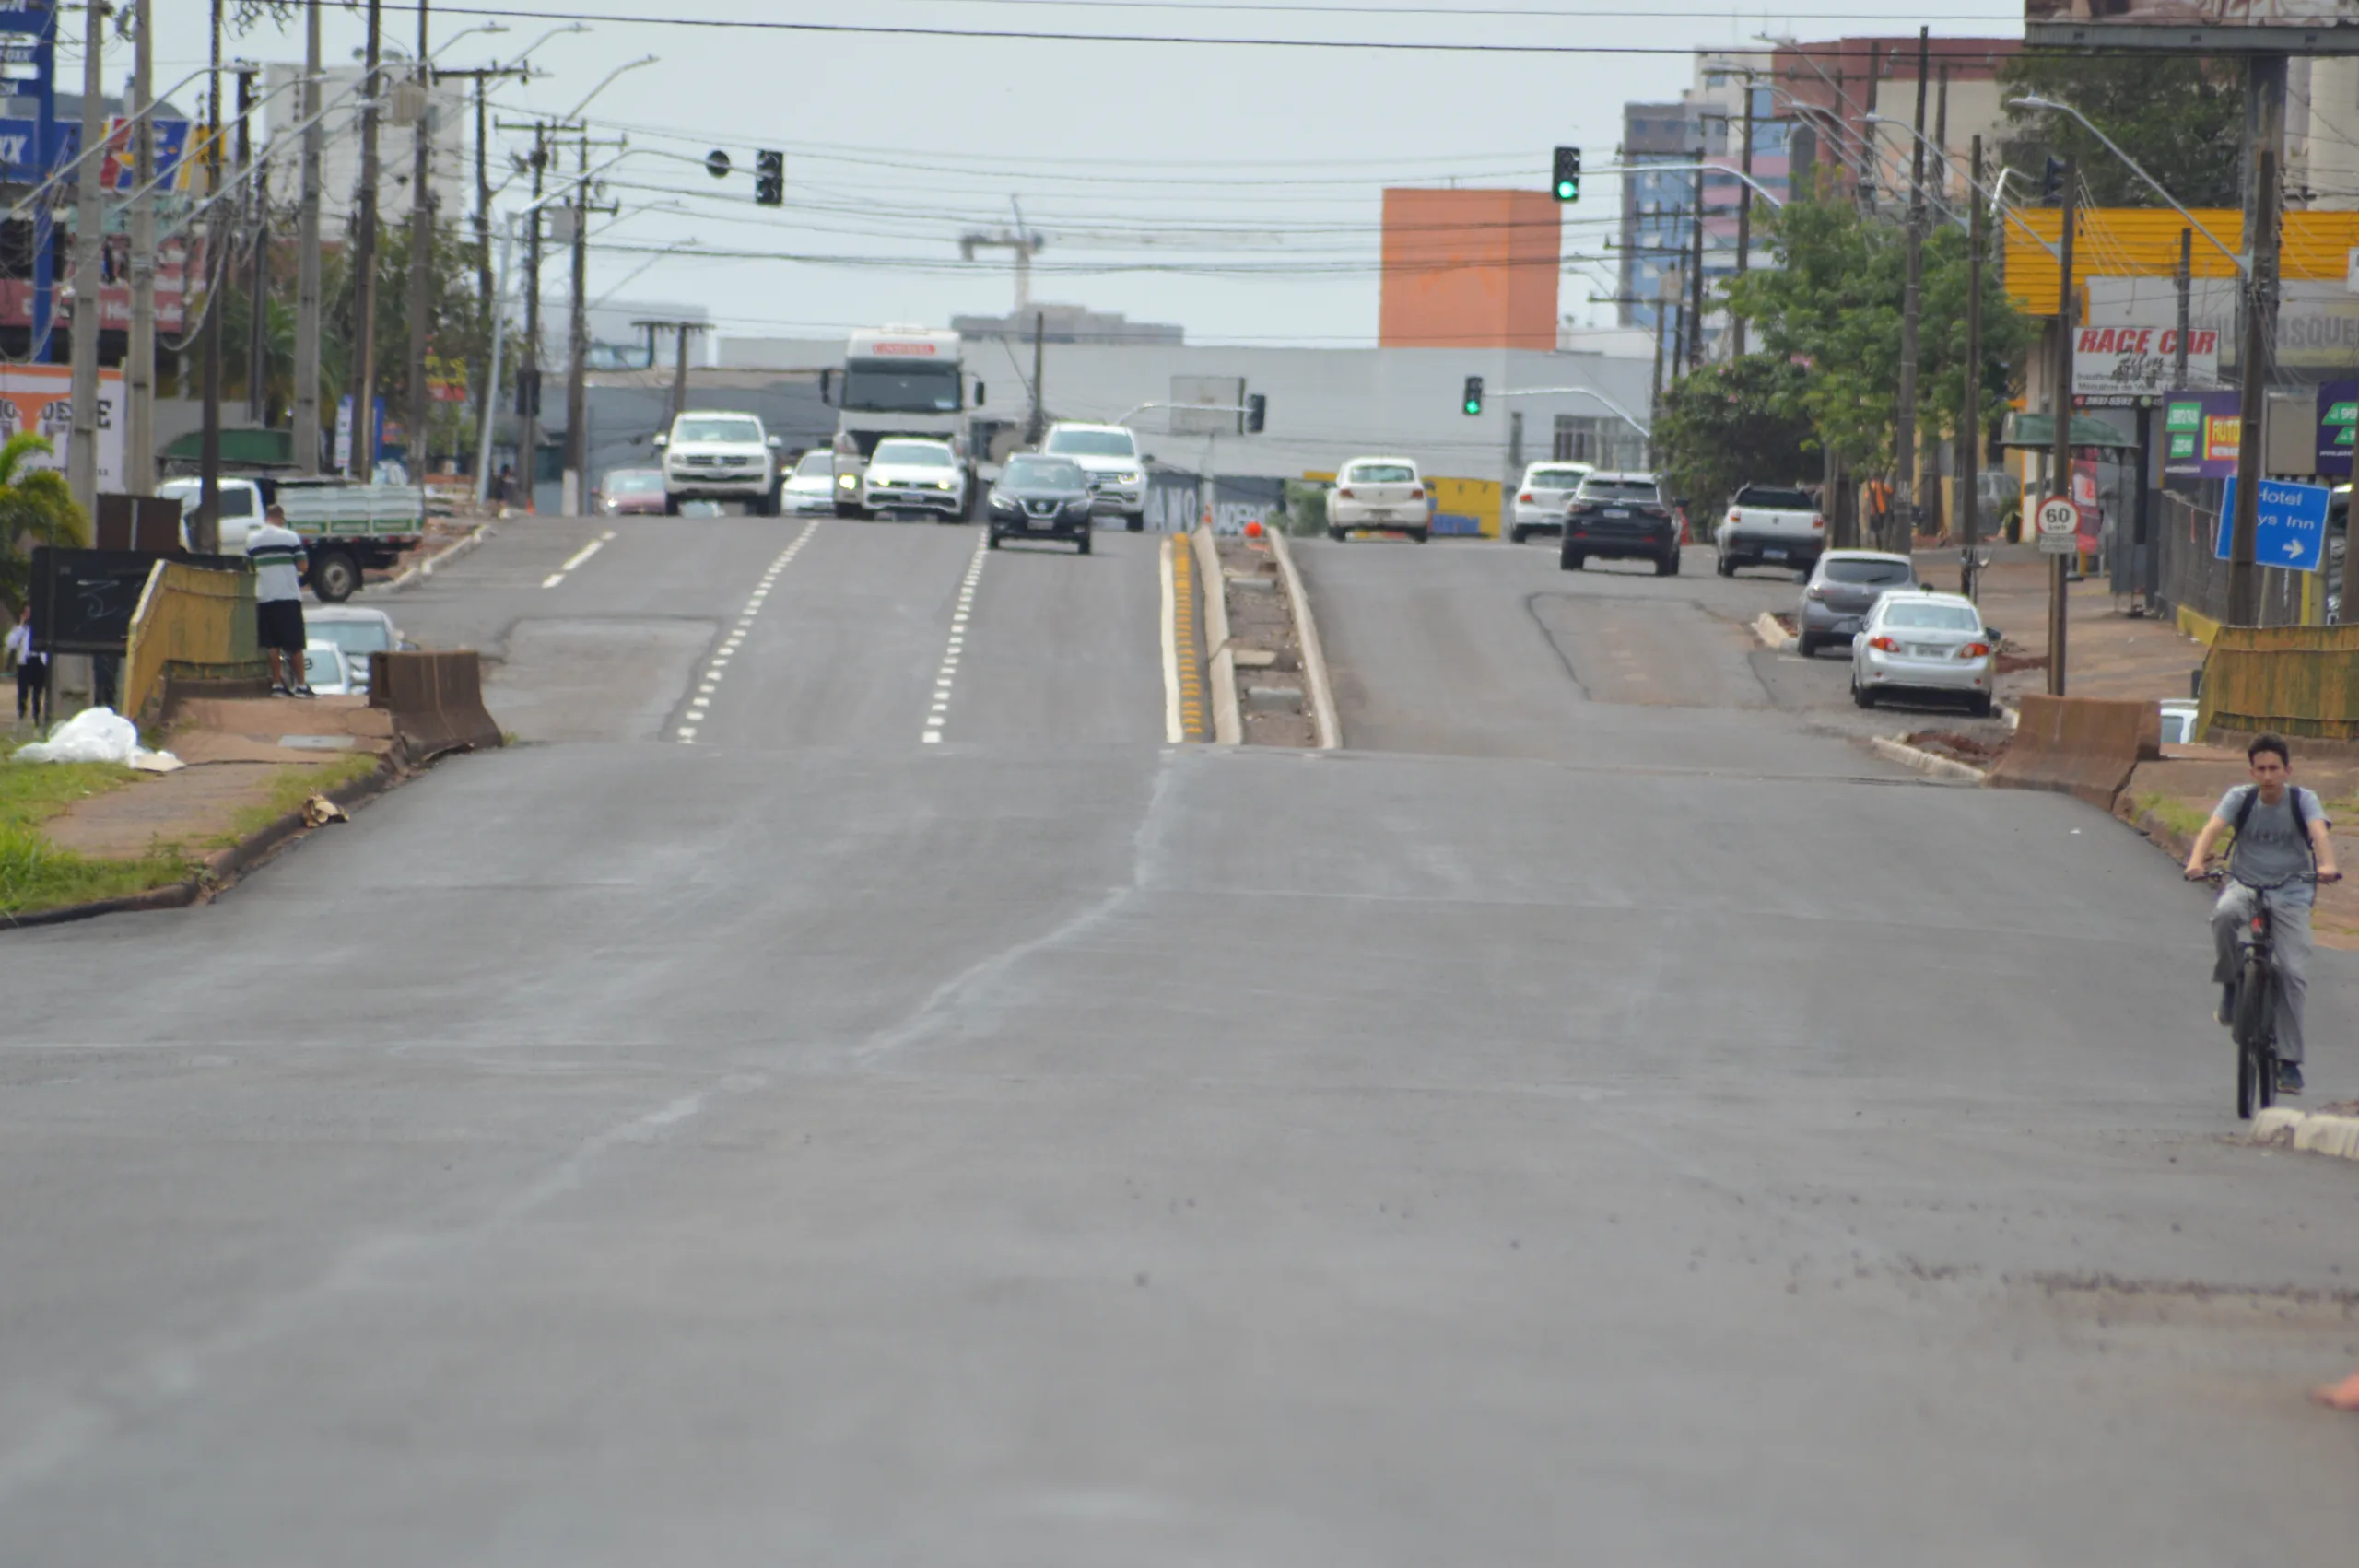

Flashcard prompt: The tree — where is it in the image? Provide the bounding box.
[1999,53,2243,209]
[0,433,88,614]
[1653,353,1818,521]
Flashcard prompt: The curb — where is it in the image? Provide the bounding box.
[1192,529,1243,745]
[1267,530,1341,750]
[1,755,407,935]
[388,523,492,591]
[2253,1107,2359,1163]
[1869,734,1988,784]
[1753,611,1794,650]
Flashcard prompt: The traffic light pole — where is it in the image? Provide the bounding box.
[2048,155,2077,697]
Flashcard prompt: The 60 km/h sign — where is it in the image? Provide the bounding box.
[2036,496,2081,556]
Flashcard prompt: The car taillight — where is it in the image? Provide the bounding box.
[1409,487,1425,500]
[1338,487,1356,499]
[1959,641,1991,659]
[1811,513,1826,532]
[1520,492,1534,503]
[1727,509,1740,525]
[1868,635,1899,651]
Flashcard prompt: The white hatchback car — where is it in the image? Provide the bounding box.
[1850,591,1997,716]
[1508,461,1592,544]
[1328,456,1433,543]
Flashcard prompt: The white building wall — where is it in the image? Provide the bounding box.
[262,63,472,230]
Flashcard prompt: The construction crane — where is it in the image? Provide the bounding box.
[958,197,1046,314]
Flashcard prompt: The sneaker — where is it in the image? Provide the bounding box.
[292,685,317,699]
[2216,986,2236,1027]
[2276,1060,2305,1095]
[270,681,292,696]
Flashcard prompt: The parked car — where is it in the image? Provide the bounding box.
[1850,591,1997,715]
[595,468,666,515]
[1508,461,1593,544]
[1560,471,1679,575]
[1796,550,1917,658]
[1328,456,1433,543]
[986,454,1095,554]
[1715,482,1824,577]
[862,437,971,521]
[302,641,355,696]
[2159,700,2201,745]
[302,605,405,696]
[1041,422,1147,530]
[781,449,839,516]
[654,410,783,516]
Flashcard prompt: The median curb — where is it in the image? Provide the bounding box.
[1192,528,1243,745]
[1267,530,1341,750]
[1869,734,1988,784]
[388,522,493,591]
[1753,611,1794,650]
[2252,1107,2359,1164]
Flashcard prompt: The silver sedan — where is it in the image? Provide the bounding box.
[1849,591,1998,716]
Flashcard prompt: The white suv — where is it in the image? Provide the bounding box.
[1042,422,1146,531]
[656,410,782,515]
[1508,461,1593,544]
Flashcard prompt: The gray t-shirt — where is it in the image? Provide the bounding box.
[2218,783,2328,890]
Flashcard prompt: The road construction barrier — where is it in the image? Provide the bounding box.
[122,560,265,723]
[1985,694,2161,810]
[368,650,502,762]
[2195,624,2359,743]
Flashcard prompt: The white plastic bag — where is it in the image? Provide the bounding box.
[13,707,182,771]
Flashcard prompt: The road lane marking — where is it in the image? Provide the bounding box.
[675,518,821,744]
[923,532,989,744]
[1167,532,1207,742]
[541,529,618,589]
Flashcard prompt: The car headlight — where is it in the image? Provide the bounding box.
[990,493,1019,511]
[838,473,858,490]
[1115,471,1141,486]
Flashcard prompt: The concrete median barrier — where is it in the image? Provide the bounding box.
[1984,694,2161,811]
[369,650,504,763]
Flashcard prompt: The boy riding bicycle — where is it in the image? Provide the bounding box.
[2182,733,2341,1095]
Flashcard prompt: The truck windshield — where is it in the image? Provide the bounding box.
[1045,430,1137,459]
[843,363,961,413]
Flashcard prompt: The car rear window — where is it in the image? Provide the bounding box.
[1882,602,1981,630]
[1580,480,1660,502]
[1528,467,1589,488]
[1735,485,1813,509]
[1347,463,1416,484]
[1822,558,1913,585]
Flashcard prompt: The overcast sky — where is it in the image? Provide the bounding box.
[142,1,2025,348]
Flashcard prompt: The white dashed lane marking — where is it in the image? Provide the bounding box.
[542,529,616,589]
[675,519,821,743]
[922,533,988,744]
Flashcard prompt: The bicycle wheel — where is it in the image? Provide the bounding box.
[2258,1047,2277,1112]
[2234,961,2271,1119]
[2238,1038,2258,1120]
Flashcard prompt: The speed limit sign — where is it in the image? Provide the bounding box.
[2036,495,2081,555]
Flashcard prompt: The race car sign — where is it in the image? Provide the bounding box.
[2073,323,2219,395]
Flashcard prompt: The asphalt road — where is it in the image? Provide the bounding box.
[1,520,2353,1563]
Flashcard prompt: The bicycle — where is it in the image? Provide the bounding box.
[2194,867,2330,1118]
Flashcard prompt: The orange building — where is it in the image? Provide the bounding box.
[1378,188,1561,350]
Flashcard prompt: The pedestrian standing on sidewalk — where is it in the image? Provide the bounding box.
[6,603,47,727]
[247,506,314,698]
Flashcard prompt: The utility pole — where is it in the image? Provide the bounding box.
[196,0,225,553]
[2048,155,2077,696]
[126,0,156,493]
[2173,228,2192,389]
[1649,266,1668,425]
[1960,135,1984,600]
[406,0,434,483]
[1732,88,1754,360]
[1027,309,1045,442]
[238,65,265,426]
[293,0,323,473]
[65,0,105,517]
[564,135,591,514]
[517,122,546,509]
[2229,147,2281,627]
[1894,27,1930,555]
[1685,170,1706,372]
[438,67,530,471]
[347,0,384,479]
[634,318,705,421]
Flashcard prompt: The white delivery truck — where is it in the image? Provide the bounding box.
[821,326,986,519]
[158,475,428,602]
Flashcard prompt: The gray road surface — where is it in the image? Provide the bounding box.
[1,523,2353,1563]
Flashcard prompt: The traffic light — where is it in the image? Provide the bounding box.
[2040,154,2065,203]
[755,149,784,207]
[1552,146,1580,203]
[1462,375,1484,416]
[1244,392,1266,433]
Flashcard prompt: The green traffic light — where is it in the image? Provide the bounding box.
[1464,400,1481,415]
[1555,180,1576,200]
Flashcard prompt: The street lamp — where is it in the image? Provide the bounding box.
[562,54,659,123]
[1863,111,2061,260]
[2008,94,2245,275]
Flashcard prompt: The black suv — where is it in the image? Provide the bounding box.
[1561,472,1680,577]
[986,454,1096,554]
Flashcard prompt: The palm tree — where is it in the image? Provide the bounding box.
[0,432,88,615]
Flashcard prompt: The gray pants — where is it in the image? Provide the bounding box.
[2212,883,2313,1063]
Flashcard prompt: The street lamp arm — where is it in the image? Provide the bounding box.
[2008,95,2247,277]
[1599,160,1786,209]
[1490,384,1651,438]
[562,54,660,123]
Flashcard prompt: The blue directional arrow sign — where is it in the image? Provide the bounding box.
[2215,477,2330,573]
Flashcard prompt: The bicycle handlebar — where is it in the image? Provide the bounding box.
[2190,866,2340,886]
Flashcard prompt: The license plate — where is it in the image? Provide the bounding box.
[1907,644,1944,657]
[1602,507,1628,519]
[1027,517,1054,529]
[1375,509,1400,521]
[1763,547,1788,561]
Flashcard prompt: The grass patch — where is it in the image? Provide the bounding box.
[223,753,381,841]
[0,739,142,833]
[0,739,195,916]
[2134,791,2216,842]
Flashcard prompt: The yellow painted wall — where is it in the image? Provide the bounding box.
[1430,476,1500,538]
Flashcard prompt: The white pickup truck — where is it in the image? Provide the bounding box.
[159,475,428,602]
[1714,483,1825,579]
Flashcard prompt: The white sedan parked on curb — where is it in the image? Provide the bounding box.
[1850,591,1997,716]
[1328,456,1433,542]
